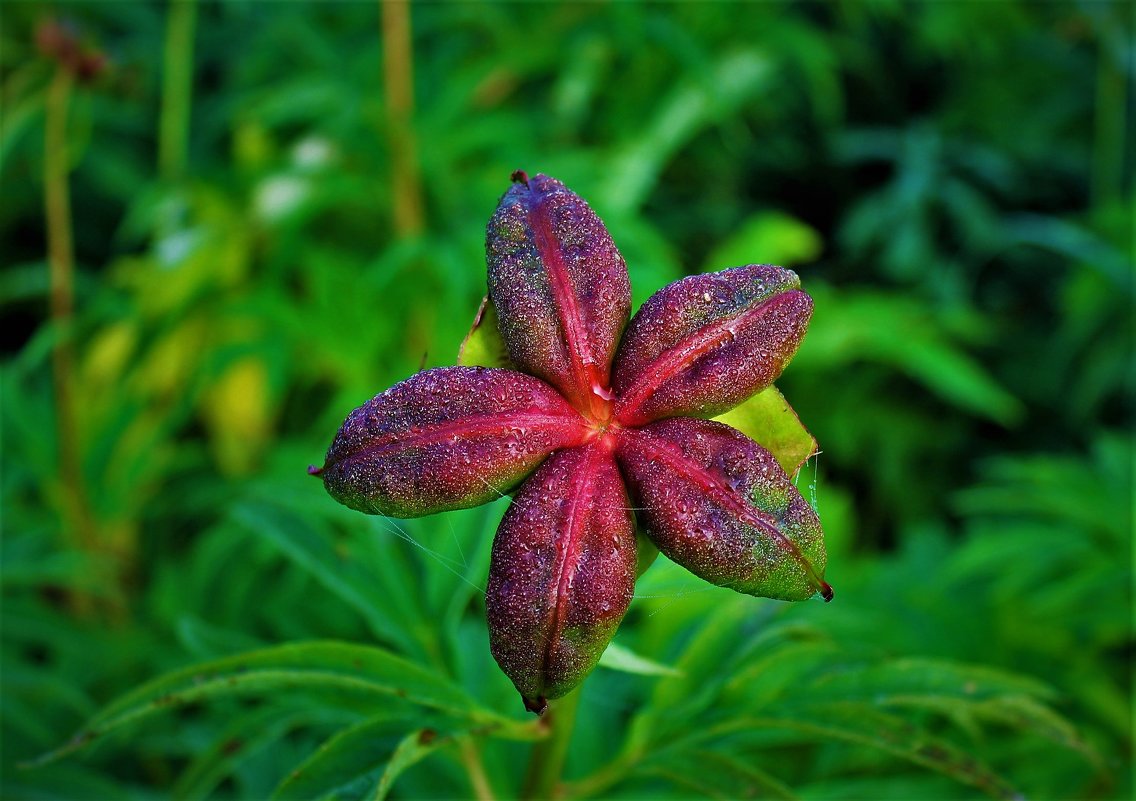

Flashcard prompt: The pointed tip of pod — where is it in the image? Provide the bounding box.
[523,694,548,715]
[820,581,834,602]
[510,169,529,186]
[307,464,324,477]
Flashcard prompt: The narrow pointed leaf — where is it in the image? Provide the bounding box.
[272,716,463,801]
[599,642,683,678]
[486,443,636,713]
[272,715,407,801]
[318,366,587,517]
[712,384,817,476]
[370,727,452,801]
[487,173,631,415]
[638,751,800,801]
[29,641,520,768]
[173,706,324,801]
[617,418,830,602]
[231,499,434,662]
[613,265,812,425]
[693,707,1024,801]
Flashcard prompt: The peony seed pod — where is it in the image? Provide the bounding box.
[613,264,812,426]
[318,366,588,517]
[487,174,631,418]
[617,417,830,602]
[486,443,636,713]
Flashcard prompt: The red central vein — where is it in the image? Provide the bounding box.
[544,443,599,673]
[629,430,827,594]
[327,412,588,469]
[530,196,602,407]
[615,294,788,424]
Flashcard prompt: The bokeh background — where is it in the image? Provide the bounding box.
[2,2,1132,799]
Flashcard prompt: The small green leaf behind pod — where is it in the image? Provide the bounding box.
[458,295,514,369]
[713,385,818,477]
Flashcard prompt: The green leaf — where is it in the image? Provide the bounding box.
[232,499,429,661]
[713,385,818,476]
[369,727,452,801]
[28,641,525,768]
[598,49,773,215]
[799,657,1055,704]
[796,286,1024,425]
[695,706,1024,801]
[720,637,842,712]
[703,211,823,270]
[271,716,434,801]
[173,705,322,801]
[599,642,683,678]
[794,658,1099,767]
[638,750,799,801]
[457,296,513,369]
[275,713,539,801]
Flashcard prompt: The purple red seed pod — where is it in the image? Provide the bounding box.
[487,174,631,419]
[317,173,831,713]
[613,265,812,426]
[617,417,831,602]
[486,443,636,713]
[317,366,588,518]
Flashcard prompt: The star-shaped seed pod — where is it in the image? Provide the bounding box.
[313,172,831,714]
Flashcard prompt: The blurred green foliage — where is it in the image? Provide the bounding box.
[1,2,1131,799]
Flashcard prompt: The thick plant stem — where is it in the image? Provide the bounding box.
[44,67,97,559]
[521,689,581,800]
[160,0,197,181]
[380,0,424,237]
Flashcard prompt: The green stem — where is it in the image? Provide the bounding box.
[379,0,424,237]
[520,690,581,800]
[1091,32,1123,207]
[44,65,97,553]
[160,0,197,181]
[458,737,496,801]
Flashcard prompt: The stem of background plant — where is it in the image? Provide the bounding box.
[1091,27,1124,207]
[521,689,582,801]
[458,738,496,801]
[44,65,99,589]
[160,0,197,181]
[380,0,424,237]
